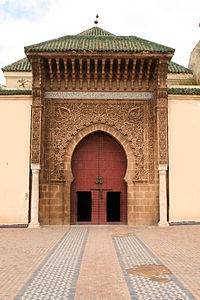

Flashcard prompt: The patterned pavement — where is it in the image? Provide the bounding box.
[136,225,200,299]
[15,228,88,300]
[0,226,198,300]
[113,234,195,300]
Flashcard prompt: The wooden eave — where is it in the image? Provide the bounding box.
[26,51,174,60]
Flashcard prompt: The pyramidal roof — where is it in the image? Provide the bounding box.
[24,26,174,54]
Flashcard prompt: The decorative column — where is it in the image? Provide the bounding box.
[28,56,43,228]
[158,164,168,226]
[29,164,40,227]
[156,57,171,227]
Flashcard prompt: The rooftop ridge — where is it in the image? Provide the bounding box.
[77,26,115,36]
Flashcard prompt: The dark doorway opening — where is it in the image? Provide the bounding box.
[77,192,91,222]
[107,192,120,222]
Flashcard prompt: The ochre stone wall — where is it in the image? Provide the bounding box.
[39,184,70,225]
[39,183,159,226]
[128,184,159,225]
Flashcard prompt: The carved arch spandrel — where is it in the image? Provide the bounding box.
[47,100,147,182]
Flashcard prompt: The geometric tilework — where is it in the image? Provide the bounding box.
[113,235,195,300]
[15,228,88,300]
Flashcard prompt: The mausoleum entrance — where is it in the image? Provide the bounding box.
[27,26,172,227]
[71,131,127,224]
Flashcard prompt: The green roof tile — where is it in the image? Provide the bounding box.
[0,90,32,95]
[168,88,200,95]
[2,58,31,72]
[24,26,174,53]
[168,61,192,74]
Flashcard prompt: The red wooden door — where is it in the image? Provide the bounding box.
[71,132,127,224]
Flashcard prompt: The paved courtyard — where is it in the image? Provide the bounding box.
[0,225,199,299]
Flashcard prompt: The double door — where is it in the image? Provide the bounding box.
[71,132,127,224]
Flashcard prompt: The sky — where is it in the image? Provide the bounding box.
[0,0,199,85]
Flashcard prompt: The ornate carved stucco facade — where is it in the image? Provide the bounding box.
[24,27,174,226]
[41,95,157,225]
[2,26,200,227]
[39,96,162,226]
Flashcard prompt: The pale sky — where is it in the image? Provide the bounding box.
[0,0,199,85]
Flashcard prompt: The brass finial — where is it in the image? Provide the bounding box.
[94,14,99,25]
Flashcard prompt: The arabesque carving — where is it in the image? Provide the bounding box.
[157,88,168,165]
[45,100,150,182]
[31,107,42,163]
[158,108,168,164]
[148,99,155,183]
[30,58,43,164]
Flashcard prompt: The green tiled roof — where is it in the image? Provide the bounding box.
[2,57,191,75]
[0,90,32,95]
[25,26,174,53]
[168,88,200,95]
[168,61,192,74]
[2,58,31,72]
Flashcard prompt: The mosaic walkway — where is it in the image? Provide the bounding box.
[8,226,196,300]
[15,228,88,300]
[113,234,195,300]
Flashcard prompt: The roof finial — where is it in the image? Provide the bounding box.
[94,14,99,25]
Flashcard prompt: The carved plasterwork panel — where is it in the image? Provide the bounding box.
[158,109,168,164]
[157,89,168,165]
[44,99,152,182]
[148,99,155,183]
[30,58,43,165]
[31,108,41,163]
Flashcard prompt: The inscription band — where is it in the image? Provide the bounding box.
[45,91,154,100]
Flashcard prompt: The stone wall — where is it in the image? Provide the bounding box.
[39,183,69,225]
[128,184,159,225]
[39,183,159,226]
